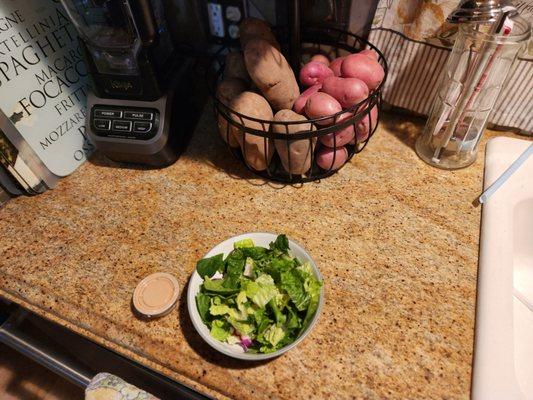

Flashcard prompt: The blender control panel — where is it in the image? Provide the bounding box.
[91,107,160,140]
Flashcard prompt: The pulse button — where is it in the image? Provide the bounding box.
[112,120,132,132]
[124,111,153,120]
[133,121,152,134]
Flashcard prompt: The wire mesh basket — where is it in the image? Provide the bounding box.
[213,26,388,183]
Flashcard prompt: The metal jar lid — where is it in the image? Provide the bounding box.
[447,0,516,24]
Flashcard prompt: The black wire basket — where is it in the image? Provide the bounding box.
[213,26,388,183]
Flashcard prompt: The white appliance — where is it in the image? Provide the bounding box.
[473,137,533,399]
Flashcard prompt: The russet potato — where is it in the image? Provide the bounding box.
[229,91,274,171]
[244,38,299,111]
[216,78,248,147]
[273,109,316,175]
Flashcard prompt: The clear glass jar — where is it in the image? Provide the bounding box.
[415,15,531,169]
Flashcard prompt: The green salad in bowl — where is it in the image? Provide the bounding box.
[191,234,323,357]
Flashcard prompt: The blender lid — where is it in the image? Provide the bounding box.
[61,0,138,49]
[60,0,142,75]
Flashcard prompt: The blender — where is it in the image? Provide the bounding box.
[60,0,206,167]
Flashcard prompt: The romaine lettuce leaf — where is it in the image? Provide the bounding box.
[265,256,295,283]
[236,291,248,311]
[196,292,211,324]
[234,238,254,248]
[210,295,248,321]
[259,345,278,353]
[297,262,314,276]
[228,318,255,337]
[243,257,254,277]
[209,303,230,316]
[274,292,290,310]
[268,298,286,325]
[243,274,279,308]
[256,274,275,286]
[227,335,241,345]
[257,315,271,335]
[280,269,310,311]
[269,234,289,254]
[300,293,320,334]
[241,246,269,260]
[299,274,323,334]
[210,319,231,341]
[263,324,286,347]
[203,277,240,294]
[225,249,245,287]
[210,304,248,321]
[286,305,300,330]
[196,254,224,278]
[305,273,322,299]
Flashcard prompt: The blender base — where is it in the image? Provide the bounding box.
[85,58,205,168]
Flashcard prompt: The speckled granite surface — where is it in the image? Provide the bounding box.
[0,108,528,399]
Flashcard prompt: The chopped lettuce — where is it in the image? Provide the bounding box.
[243,257,254,277]
[196,292,210,323]
[210,319,231,341]
[234,238,254,248]
[225,249,245,277]
[197,254,224,278]
[228,318,255,336]
[268,298,286,325]
[280,269,310,311]
[210,301,248,321]
[203,277,240,294]
[243,274,279,308]
[286,305,301,330]
[236,291,248,310]
[209,302,231,316]
[227,335,241,345]
[195,235,322,354]
[263,324,286,346]
[269,234,289,254]
[241,246,269,260]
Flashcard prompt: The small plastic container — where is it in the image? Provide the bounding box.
[132,273,180,318]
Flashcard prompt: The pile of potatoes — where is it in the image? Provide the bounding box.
[216,18,384,175]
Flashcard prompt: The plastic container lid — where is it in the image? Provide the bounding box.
[132,272,180,318]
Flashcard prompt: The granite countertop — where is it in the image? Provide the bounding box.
[0,108,525,399]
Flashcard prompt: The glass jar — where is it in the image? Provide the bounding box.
[415,15,531,169]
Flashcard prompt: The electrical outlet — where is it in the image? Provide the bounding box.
[207,2,225,38]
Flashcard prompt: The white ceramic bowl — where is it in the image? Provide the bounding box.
[187,232,324,360]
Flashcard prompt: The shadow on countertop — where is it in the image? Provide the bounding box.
[87,152,153,170]
[184,105,308,190]
[379,109,426,150]
[86,104,425,189]
[86,102,296,190]
[177,275,276,370]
